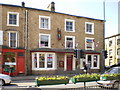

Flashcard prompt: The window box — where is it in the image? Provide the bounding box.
[101,74,120,81]
[35,76,69,86]
[71,74,100,84]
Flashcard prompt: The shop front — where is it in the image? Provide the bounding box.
[0,46,25,76]
[31,48,75,75]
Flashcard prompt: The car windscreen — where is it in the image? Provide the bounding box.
[106,68,119,74]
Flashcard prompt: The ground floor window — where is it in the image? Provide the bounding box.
[3,52,16,72]
[32,52,56,70]
[81,54,100,69]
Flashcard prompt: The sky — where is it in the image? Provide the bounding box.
[0,0,119,37]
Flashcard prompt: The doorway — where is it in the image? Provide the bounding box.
[66,55,73,71]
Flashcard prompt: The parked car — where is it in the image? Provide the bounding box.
[97,66,120,88]
[0,73,12,85]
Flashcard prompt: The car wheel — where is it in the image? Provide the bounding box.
[0,79,5,86]
[113,81,119,89]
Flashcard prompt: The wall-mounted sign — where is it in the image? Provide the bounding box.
[59,61,64,68]
[57,28,61,40]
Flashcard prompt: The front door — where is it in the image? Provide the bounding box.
[66,55,73,71]
[17,52,25,74]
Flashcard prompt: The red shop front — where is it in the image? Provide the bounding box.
[0,47,25,76]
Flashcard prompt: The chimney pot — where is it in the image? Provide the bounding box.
[22,2,25,7]
[47,2,55,12]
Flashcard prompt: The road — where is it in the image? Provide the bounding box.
[0,80,99,90]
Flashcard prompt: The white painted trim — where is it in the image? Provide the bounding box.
[7,12,19,26]
[64,55,67,71]
[85,54,100,69]
[85,22,94,34]
[39,15,51,30]
[65,19,75,32]
[73,57,76,70]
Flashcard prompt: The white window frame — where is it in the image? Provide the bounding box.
[80,54,100,69]
[85,37,94,50]
[8,31,18,48]
[32,52,56,70]
[7,12,19,26]
[86,54,100,69]
[0,31,3,45]
[65,19,75,32]
[65,36,75,49]
[39,16,51,30]
[39,33,51,48]
[85,22,94,34]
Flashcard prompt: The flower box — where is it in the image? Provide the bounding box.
[101,74,120,81]
[71,74,100,84]
[35,76,69,86]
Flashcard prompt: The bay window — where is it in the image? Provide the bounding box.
[81,54,100,69]
[32,53,56,70]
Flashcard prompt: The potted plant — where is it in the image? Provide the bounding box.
[101,73,120,81]
[71,74,100,84]
[35,76,69,86]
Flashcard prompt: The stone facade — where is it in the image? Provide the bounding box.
[105,34,120,66]
[0,3,104,75]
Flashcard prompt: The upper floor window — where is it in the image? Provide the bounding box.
[65,19,75,32]
[65,36,75,49]
[39,16,51,30]
[39,34,51,48]
[85,22,94,34]
[109,40,112,47]
[85,37,94,50]
[7,12,19,26]
[109,49,113,56]
[8,32,18,48]
[117,48,120,55]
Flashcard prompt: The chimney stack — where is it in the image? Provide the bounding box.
[47,2,55,12]
[22,2,25,7]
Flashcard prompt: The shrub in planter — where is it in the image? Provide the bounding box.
[71,74,100,84]
[35,76,69,86]
[101,73,120,81]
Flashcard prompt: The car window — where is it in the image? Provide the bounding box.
[118,68,120,73]
[107,68,118,74]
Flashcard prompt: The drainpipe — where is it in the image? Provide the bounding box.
[25,10,28,49]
